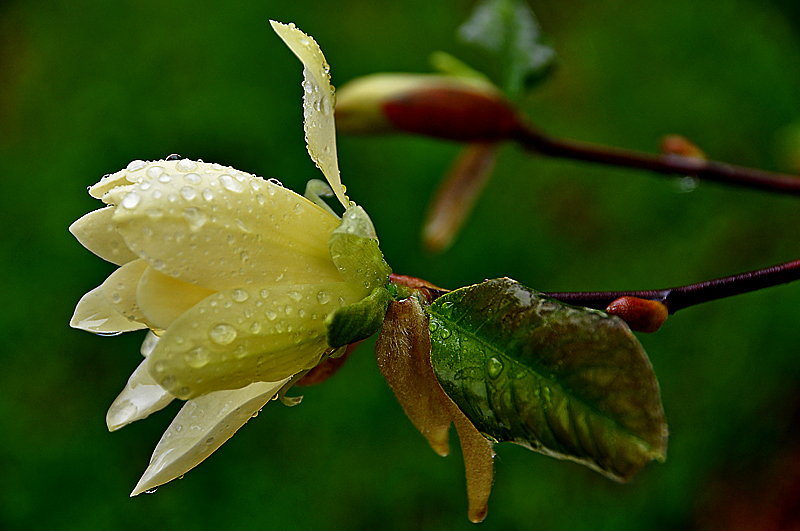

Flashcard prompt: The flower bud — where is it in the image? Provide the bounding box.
[335,73,521,142]
[606,296,668,333]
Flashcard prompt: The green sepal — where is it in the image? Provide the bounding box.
[325,286,392,348]
[329,205,392,292]
[427,278,667,482]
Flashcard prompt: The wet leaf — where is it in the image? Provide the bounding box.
[458,0,556,97]
[428,278,667,482]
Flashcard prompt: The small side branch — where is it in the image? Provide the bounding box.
[514,125,800,195]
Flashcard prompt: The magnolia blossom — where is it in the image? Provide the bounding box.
[70,21,390,495]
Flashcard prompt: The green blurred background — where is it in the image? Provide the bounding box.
[3,0,800,529]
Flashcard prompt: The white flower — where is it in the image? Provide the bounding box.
[69,21,390,495]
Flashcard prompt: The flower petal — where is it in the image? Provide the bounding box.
[106,358,174,431]
[69,206,139,265]
[146,282,365,399]
[101,259,149,324]
[136,266,215,331]
[130,378,290,496]
[270,21,347,208]
[70,285,147,334]
[111,161,343,291]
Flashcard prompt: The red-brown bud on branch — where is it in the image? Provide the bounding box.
[335,74,520,142]
[606,296,668,333]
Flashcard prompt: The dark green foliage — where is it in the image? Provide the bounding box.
[429,278,667,481]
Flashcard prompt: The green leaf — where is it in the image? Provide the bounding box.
[325,286,392,348]
[428,278,667,482]
[458,0,556,98]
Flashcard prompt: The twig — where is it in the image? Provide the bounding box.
[543,258,800,314]
[513,125,800,195]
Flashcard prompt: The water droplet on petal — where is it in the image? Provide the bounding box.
[220,174,244,193]
[231,289,249,302]
[180,186,197,200]
[316,291,330,304]
[184,347,210,368]
[184,172,201,184]
[202,188,213,201]
[121,192,140,209]
[182,207,206,229]
[288,291,302,302]
[209,323,237,345]
[176,159,198,172]
[146,166,164,178]
[127,160,147,172]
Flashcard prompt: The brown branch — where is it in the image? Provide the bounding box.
[513,125,800,195]
[543,258,800,314]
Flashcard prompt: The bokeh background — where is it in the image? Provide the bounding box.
[3,0,800,529]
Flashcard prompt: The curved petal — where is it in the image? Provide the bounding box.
[146,282,365,399]
[69,207,138,265]
[141,330,161,357]
[89,160,148,199]
[70,285,147,334]
[271,21,347,208]
[107,359,174,431]
[101,259,149,323]
[136,266,215,331]
[130,378,291,496]
[111,161,343,291]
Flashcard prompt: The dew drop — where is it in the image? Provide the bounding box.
[176,159,198,172]
[202,188,214,201]
[209,323,237,345]
[158,174,172,184]
[127,160,147,172]
[231,288,249,302]
[486,357,504,379]
[184,172,201,184]
[182,207,206,229]
[121,192,140,209]
[165,154,181,161]
[260,289,270,299]
[265,310,277,321]
[220,174,244,193]
[180,186,197,200]
[249,322,262,334]
[542,386,552,405]
[184,347,210,369]
[288,290,303,302]
[146,166,164,179]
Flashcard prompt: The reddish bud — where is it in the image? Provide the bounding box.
[335,73,520,142]
[606,296,668,333]
[660,135,707,160]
